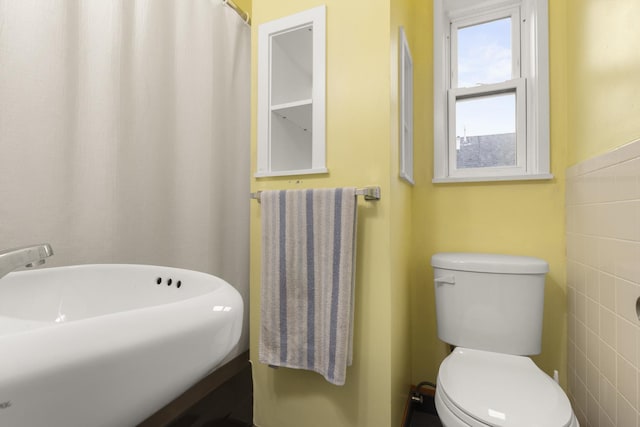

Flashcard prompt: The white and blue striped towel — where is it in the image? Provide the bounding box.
[259,187,358,386]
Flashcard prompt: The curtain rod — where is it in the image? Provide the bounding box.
[222,0,251,26]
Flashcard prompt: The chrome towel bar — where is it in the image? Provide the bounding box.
[250,186,381,202]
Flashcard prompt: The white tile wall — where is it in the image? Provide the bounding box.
[567,139,640,427]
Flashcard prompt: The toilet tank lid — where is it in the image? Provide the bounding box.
[431,253,549,274]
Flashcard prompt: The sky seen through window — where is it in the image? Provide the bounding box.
[455,17,515,138]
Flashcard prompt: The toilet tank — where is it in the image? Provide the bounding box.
[431,253,549,356]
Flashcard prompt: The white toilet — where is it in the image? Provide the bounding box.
[431,253,579,427]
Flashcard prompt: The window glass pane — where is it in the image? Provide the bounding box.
[457,17,511,88]
[455,92,516,169]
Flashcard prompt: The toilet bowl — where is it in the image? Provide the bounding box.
[431,253,579,427]
[435,348,579,427]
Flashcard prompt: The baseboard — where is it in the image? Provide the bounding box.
[410,383,436,398]
[138,350,250,427]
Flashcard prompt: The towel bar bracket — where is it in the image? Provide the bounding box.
[250,186,381,202]
[355,186,381,201]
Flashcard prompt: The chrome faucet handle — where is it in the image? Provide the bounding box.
[0,243,54,280]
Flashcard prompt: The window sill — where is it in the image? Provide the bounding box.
[254,168,329,178]
[432,173,554,184]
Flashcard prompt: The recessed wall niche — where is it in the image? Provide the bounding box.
[256,6,326,177]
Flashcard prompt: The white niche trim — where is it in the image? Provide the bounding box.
[256,6,327,177]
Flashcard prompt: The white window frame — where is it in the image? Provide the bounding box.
[433,0,552,183]
[399,27,415,184]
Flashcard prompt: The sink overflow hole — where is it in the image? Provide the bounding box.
[155,277,183,288]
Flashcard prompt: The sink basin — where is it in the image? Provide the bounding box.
[0,264,243,427]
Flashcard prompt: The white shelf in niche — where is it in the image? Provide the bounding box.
[271,98,313,111]
[271,99,312,131]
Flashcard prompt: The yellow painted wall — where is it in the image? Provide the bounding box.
[409,0,570,387]
[247,0,628,424]
[566,0,640,165]
[249,1,414,426]
[232,0,252,20]
[389,0,415,423]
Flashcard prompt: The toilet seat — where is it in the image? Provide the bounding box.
[436,348,578,427]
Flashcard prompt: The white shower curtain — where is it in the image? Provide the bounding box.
[0,0,250,355]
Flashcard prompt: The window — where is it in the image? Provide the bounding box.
[433,0,551,182]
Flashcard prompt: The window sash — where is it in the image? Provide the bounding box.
[449,6,521,89]
[447,78,526,178]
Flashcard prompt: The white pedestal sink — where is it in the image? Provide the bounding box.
[0,264,243,427]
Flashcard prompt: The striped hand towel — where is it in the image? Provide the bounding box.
[259,187,358,386]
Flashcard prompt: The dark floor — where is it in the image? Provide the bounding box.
[167,363,253,427]
[166,363,441,427]
[405,393,443,427]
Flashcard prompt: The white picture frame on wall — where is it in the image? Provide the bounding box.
[399,27,414,184]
